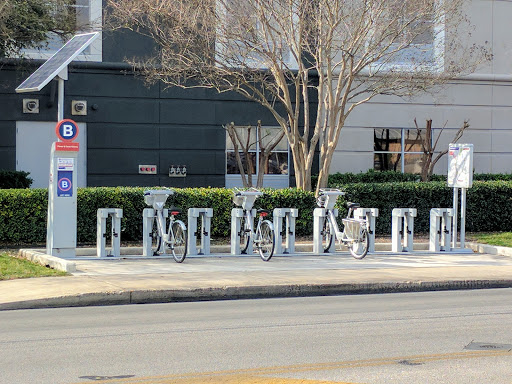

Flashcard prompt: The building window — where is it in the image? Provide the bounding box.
[21,0,102,62]
[226,124,289,188]
[374,128,426,173]
[370,0,444,71]
[226,125,288,175]
[216,0,298,70]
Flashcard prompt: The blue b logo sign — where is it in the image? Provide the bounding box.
[57,171,73,197]
[56,119,79,142]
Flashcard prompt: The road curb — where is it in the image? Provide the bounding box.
[18,249,76,273]
[467,242,512,257]
[3,279,512,311]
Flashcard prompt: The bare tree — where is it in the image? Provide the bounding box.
[414,118,469,182]
[107,0,490,193]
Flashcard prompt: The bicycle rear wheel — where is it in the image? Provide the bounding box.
[257,220,275,261]
[171,221,187,263]
[151,219,163,255]
[239,215,250,254]
[322,217,333,252]
[349,228,369,259]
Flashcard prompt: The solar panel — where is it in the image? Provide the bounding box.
[15,32,100,93]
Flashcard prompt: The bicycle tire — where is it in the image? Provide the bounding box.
[239,215,251,254]
[151,219,163,255]
[349,228,369,259]
[322,216,333,252]
[257,220,275,261]
[171,221,187,263]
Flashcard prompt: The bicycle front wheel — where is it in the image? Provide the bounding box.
[257,220,275,261]
[322,216,333,253]
[349,228,369,259]
[171,221,187,263]
[239,215,250,254]
[151,219,163,255]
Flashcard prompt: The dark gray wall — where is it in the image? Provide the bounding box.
[0,24,315,188]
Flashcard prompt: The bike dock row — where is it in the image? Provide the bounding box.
[92,188,471,261]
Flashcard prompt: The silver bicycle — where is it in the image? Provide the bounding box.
[233,188,275,261]
[317,188,369,259]
[144,189,188,263]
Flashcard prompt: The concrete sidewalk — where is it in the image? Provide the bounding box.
[1,242,512,311]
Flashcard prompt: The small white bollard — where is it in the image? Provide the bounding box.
[142,207,168,256]
[392,208,417,252]
[231,208,256,255]
[429,208,454,252]
[354,208,379,253]
[187,208,213,255]
[273,208,298,254]
[96,208,123,257]
[313,208,337,254]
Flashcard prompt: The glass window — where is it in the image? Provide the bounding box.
[216,0,297,69]
[20,0,102,62]
[226,125,288,175]
[374,129,401,152]
[370,0,442,70]
[226,152,256,174]
[374,128,427,174]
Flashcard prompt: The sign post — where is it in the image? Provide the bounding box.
[447,143,473,251]
[46,120,80,257]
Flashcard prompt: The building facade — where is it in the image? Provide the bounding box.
[1,0,510,190]
[332,0,512,176]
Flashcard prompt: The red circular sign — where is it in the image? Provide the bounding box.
[56,119,79,142]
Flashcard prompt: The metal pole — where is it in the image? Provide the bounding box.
[452,187,458,249]
[460,187,467,248]
[57,77,65,122]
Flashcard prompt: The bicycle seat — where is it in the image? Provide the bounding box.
[346,202,360,210]
[257,209,271,217]
[168,206,182,215]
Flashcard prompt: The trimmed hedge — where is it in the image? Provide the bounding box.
[323,170,512,185]
[0,170,33,189]
[1,182,511,245]
[332,181,512,234]
[0,187,317,244]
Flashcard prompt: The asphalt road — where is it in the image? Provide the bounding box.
[1,289,511,384]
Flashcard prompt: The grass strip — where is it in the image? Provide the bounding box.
[469,232,512,248]
[0,251,68,280]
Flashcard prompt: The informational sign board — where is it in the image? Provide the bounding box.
[447,143,473,188]
[47,120,80,257]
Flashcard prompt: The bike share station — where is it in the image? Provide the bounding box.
[94,141,476,261]
[16,31,474,261]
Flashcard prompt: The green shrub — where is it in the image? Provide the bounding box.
[320,170,420,185]
[1,182,512,245]
[322,170,512,185]
[331,181,512,234]
[0,170,33,189]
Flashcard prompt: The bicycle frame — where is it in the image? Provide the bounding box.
[326,207,367,245]
[318,188,369,259]
[155,209,178,246]
[144,189,188,262]
[233,188,275,261]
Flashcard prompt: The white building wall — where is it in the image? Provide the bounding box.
[331,0,512,176]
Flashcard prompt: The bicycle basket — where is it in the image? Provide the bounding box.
[342,218,363,239]
[233,194,244,207]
